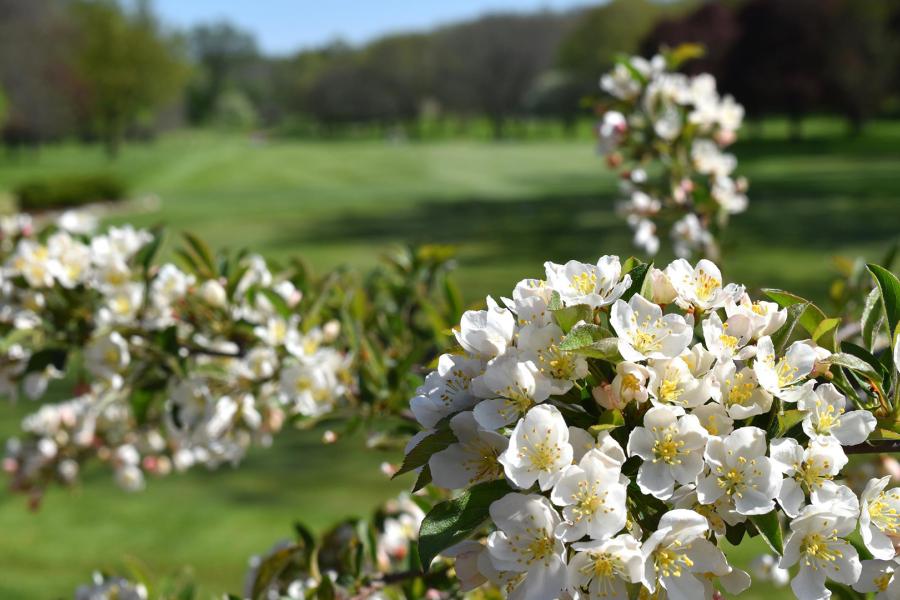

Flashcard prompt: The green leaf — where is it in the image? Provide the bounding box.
[835,344,886,383]
[764,289,835,350]
[394,428,457,477]
[868,264,900,336]
[25,348,67,373]
[559,324,618,359]
[749,511,784,555]
[552,303,593,333]
[412,463,432,492]
[769,301,810,355]
[861,287,886,352]
[418,479,512,570]
[590,409,624,432]
[134,226,163,271]
[622,262,651,300]
[250,544,304,600]
[724,522,746,546]
[258,288,292,319]
[812,317,840,344]
[777,410,806,436]
[182,232,217,277]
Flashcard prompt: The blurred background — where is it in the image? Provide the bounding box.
[0,0,898,597]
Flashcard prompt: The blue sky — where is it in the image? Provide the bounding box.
[154,0,601,55]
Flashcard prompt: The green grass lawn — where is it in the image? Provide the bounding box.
[0,121,898,597]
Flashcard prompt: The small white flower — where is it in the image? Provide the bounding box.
[84,331,130,383]
[544,256,630,309]
[550,449,627,542]
[780,497,861,600]
[671,214,714,259]
[98,282,145,326]
[566,534,643,600]
[710,360,773,420]
[518,322,588,394]
[486,493,567,600]
[410,353,483,428]
[853,559,900,599]
[443,541,489,592]
[595,361,651,410]
[198,279,227,307]
[473,357,552,430]
[691,139,736,178]
[568,427,626,467]
[610,294,692,362]
[627,406,707,500]
[646,357,710,411]
[859,476,900,560]
[429,412,507,489]
[664,259,742,311]
[696,426,781,515]
[691,402,733,437]
[499,404,573,491]
[454,296,515,359]
[278,359,339,417]
[753,336,817,399]
[702,311,753,362]
[770,437,848,517]
[750,554,790,587]
[641,509,729,600]
[725,293,786,339]
[799,383,876,446]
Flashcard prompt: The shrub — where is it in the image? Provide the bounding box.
[15,174,127,212]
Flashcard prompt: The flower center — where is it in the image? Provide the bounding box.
[869,491,900,535]
[694,272,721,301]
[726,374,755,407]
[801,531,843,566]
[814,402,843,435]
[658,374,683,405]
[526,534,555,564]
[655,546,693,578]
[571,272,598,295]
[520,431,561,472]
[775,358,799,387]
[876,573,893,592]
[620,373,641,394]
[571,480,606,521]
[632,330,662,354]
[652,428,683,464]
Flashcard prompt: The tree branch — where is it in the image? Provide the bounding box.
[844,440,900,455]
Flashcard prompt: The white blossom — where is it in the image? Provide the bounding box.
[627,406,707,500]
[486,493,567,600]
[610,294,692,362]
[499,404,573,491]
[550,449,627,542]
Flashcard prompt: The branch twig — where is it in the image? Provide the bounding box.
[844,440,900,455]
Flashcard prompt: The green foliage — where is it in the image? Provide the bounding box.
[15,174,127,212]
[418,480,512,570]
[69,0,187,157]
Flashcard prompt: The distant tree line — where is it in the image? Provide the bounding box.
[1,0,900,155]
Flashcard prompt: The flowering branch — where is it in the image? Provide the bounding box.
[597,47,748,260]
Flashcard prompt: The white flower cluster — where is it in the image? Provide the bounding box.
[75,572,147,600]
[599,54,748,259]
[0,211,347,496]
[406,255,899,600]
